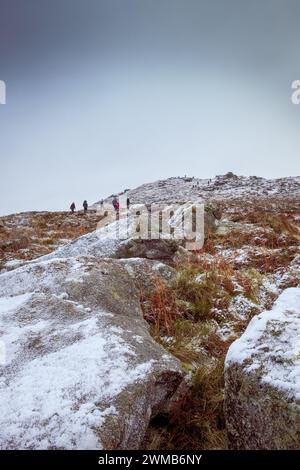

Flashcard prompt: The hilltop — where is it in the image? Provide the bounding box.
[96,172,300,205]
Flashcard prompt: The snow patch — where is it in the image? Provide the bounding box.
[226,287,300,400]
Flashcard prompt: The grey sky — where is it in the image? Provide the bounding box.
[0,0,299,215]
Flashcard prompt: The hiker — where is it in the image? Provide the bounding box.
[70,202,76,213]
[126,197,130,210]
[100,199,104,209]
[83,200,88,213]
[112,196,119,211]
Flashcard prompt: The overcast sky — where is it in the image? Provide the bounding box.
[0,0,299,215]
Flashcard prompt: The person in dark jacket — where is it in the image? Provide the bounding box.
[70,202,76,213]
[126,197,130,210]
[83,200,88,213]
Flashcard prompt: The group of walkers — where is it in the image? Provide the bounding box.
[69,196,130,214]
[191,179,212,189]
[70,200,88,214]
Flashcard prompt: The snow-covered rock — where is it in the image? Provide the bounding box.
[115,238,181,261]
[0,256,183,449]
[224,287,300,449]
[28,214,184,263]
[34,222,123,262]
[119,257,176,293]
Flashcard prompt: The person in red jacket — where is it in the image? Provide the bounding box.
[112,196,119,211]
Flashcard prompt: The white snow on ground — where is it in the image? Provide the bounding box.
[0,301,155,449]
[35,224,122,262]
[228,294,259,321]
[0,257,88,298]
[0,293,35,365]
[226,287,300,400]
[4,260,23,269]
[0,293,32,314]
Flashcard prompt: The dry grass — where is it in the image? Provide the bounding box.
[0,211,105,265]
[143,277,180,335]
[246,249,296,274]
[141,260,242,449]
[142,197,300,450]
[144,358,229,450]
